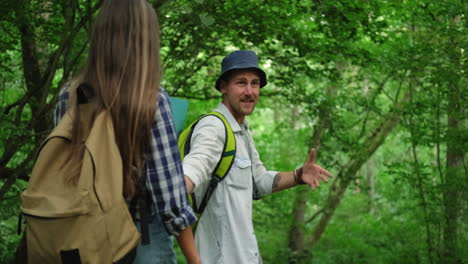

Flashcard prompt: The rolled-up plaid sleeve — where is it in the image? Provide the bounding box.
[145,88,196,236]
[56,85,195,235]
[54,84,71,125]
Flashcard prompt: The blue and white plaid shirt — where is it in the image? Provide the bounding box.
[54,84,196,236]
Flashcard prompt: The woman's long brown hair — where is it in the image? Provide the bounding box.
[68,0,160,199]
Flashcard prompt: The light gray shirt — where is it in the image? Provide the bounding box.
[183,103,277,264]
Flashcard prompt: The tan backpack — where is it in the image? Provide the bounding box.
[20,87,140,264]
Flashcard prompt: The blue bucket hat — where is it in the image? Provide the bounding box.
[215,50,267,91]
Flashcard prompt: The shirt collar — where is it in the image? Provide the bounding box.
[215,102,246,133]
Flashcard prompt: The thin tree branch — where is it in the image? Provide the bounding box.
[38,0,103,105]
[436,83,444,185]
[409,79,435,264]
[359,72,394,137]
[307,89,410,248]
[0,154,33,201]
[305,208,325,224]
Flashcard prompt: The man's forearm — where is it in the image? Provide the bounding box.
[272,171,297,192]
[176,227,200,264]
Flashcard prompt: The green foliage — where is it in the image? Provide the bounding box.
[313,210,426,264]
[1,0,467,263]
[0,181,26,262]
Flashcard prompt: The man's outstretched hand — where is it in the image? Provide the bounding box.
[301,148,333,190]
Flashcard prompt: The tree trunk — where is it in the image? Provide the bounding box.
[287,186,307,259]
[442,80,465,264]
[287,83,336,262]
[307,91,409,248]
[441,14,466,264]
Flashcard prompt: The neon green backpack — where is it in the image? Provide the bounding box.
[178,111,236,216]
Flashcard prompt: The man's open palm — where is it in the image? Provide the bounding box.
[302,148,333,190]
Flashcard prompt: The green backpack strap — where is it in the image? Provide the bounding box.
[178,111,236,216]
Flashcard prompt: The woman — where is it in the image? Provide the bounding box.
[54,0,199,263]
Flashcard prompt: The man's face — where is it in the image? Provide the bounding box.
[220,69,260,124]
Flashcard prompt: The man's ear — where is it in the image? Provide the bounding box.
[219,80,228,94]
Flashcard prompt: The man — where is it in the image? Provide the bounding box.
[183,50,333,263]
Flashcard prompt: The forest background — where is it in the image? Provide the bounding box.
[0,0,466,263]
